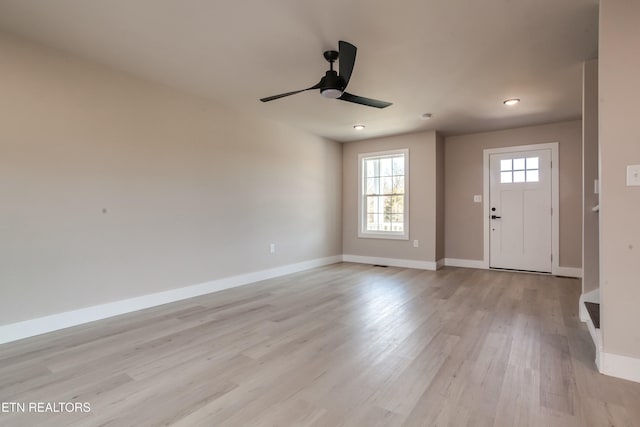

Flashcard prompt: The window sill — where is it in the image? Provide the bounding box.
[358,232,409,240]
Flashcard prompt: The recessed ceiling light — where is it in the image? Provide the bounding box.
[420,113,432,120]
[353,124,365,130]
[503,98,520,106]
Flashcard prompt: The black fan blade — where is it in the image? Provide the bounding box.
[339,92,392,109]
[260,81,322,102]
[338,41,357,88]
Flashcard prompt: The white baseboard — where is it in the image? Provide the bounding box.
[578,291,640,384]
[442,258,583,279]
[580,291,602,374]
[342,254,438,271]
[0,255,342,345]
[436,258,445,270]
[443,258,487,269]
[601,352,640,383]
[590,324,602,369]
[584,313,603,370]
[554,266,583,278]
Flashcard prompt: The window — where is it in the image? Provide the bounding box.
[358,149,409,239]
[500,156,539,183]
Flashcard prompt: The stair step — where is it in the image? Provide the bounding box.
[584,301,600,329]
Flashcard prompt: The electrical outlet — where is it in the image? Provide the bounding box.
[473,195,482,203]
[269,243,276,254]
[627,165,640,186]
[413,240,419,248]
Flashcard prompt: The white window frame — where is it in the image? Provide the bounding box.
[358,148,409,240]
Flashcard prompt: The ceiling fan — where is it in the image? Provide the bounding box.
[260,41,392,109]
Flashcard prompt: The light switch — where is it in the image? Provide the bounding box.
[473,195,482,203]
[627,165,640,186]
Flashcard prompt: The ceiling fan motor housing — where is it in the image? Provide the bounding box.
[320,70,345,98]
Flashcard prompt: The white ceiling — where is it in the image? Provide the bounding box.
[0,0,598,142]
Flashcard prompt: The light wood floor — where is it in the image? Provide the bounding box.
[1,263,640,426]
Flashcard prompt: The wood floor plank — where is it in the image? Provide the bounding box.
[372,332,460,415]
[1,263,640,426]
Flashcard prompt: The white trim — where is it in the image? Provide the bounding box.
[579,288,600,322]
[600,352,640,384]
[357,148,410,241]
[483,143,560,274]
[588,320,603,371]
[443,257,581,279]
[579,288,603,372]
[443,258,486,269]
[435,258,445,270]
[0,256,342,345]
[342,254,437,271]
[554,266,583,278]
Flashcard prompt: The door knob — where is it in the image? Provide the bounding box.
[491,215,502,219]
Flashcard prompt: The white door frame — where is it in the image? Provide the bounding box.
[483,142,559,274]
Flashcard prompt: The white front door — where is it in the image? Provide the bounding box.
[489,148,552,273]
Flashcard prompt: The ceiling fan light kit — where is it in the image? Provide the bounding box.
[260,41,392,109]
[321,88,343,99]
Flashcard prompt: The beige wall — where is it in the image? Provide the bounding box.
[342,131,440,263]
[0,33,342,325]
[445,121,583,267]
[599,0,640,359]
[582,60,599,294]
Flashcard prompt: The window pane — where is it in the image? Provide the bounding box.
[500,159,512,171]
[392,156,404,175]
[391,213,403,231]
[382,196,392,221]
[392,176,404,194]
[376,196,384,214]
[366,196,380,214]
[526,157,539,170]
[380,158,393,176]
[526,170,539,182]
[366,178,378,195]
[513,158,525,170]
[513,170,525,183]
[367,213,381,231]
[501,171,512,183]
[381,177,393,194]
[366,160,378,177]
[366,196,376,213]
[391,196,404,213]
